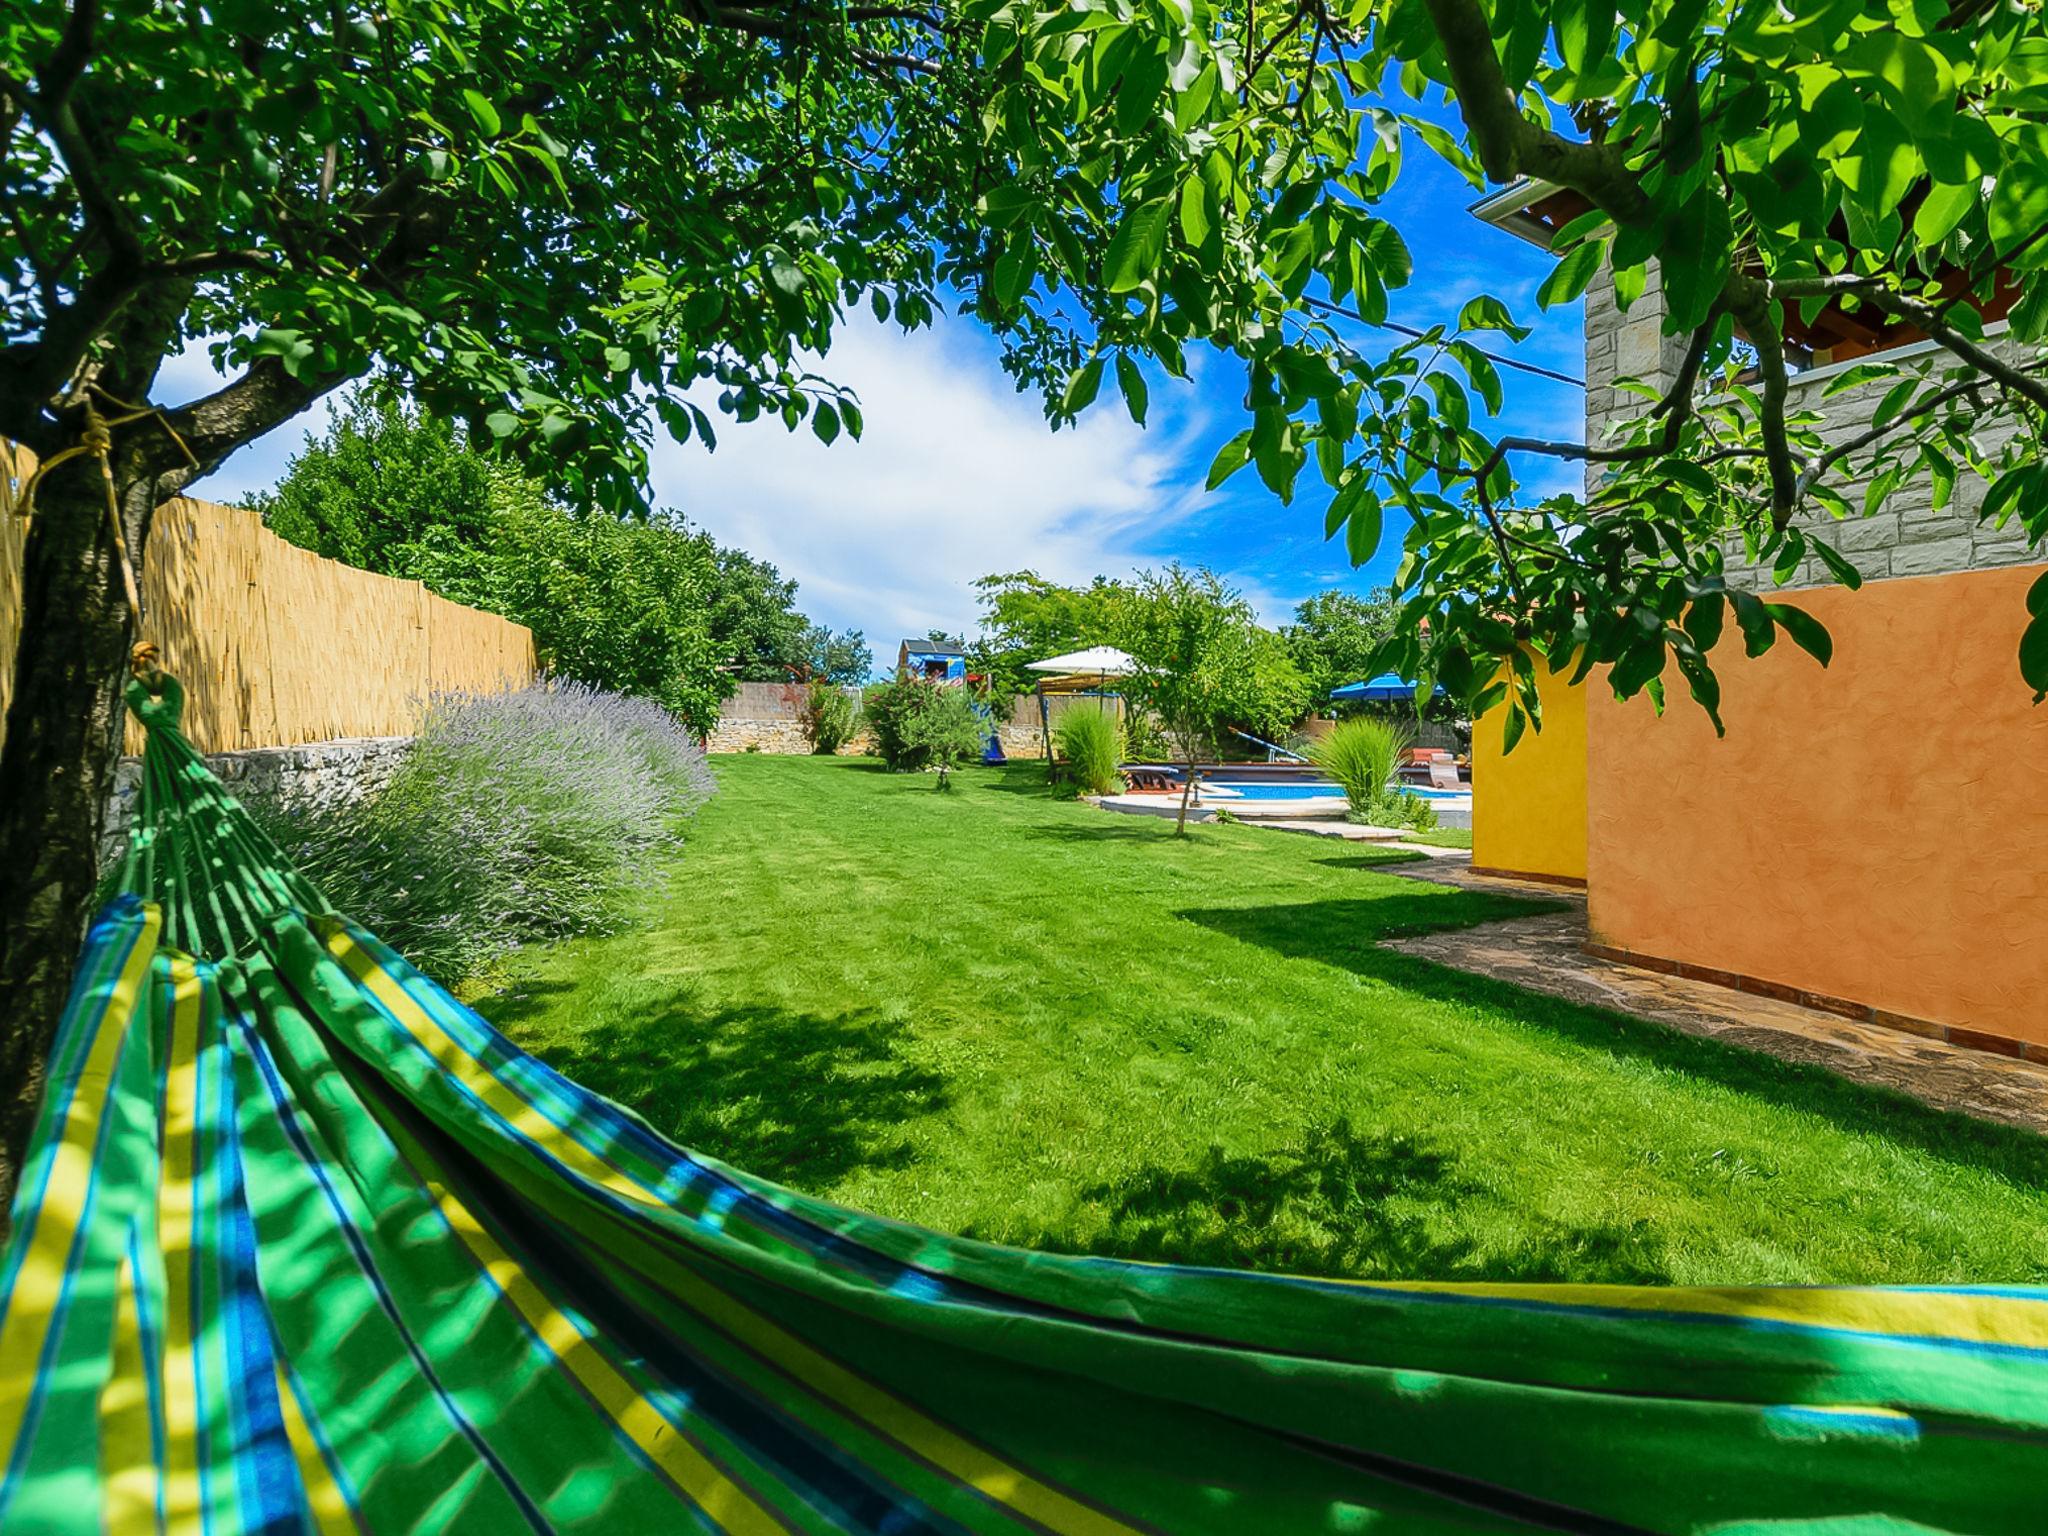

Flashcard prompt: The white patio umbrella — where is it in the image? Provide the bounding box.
[1025,646,1135,760]
[1024,645,1136,676]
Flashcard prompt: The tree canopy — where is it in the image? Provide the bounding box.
[1282,588,1400,700]
[247,392,850,730]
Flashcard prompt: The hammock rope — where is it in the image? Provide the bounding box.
[0,680,2043,1533]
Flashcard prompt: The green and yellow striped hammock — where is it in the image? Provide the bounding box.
[2,681,2045,1534]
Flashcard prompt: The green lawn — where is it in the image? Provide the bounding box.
[1396,825,1472,849]
[479,755,2048,1285]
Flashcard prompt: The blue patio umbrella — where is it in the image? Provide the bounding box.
[1330,672,1439,703]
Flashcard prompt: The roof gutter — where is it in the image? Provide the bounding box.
[1467,179,1562,249]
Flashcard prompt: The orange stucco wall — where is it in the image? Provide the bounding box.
[1472,659,1588,883]
[1587,562,2048,1047]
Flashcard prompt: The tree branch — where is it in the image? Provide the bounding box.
[1420,0,1648,222]
[155,356,350,487]
[33,0,99,113]
[1852,288,2048,415]
[1724,276,1797,521]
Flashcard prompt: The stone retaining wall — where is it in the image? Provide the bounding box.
[706,715,877,755]
[102,736,414,869]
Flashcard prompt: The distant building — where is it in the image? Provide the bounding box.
[896,639,966,685]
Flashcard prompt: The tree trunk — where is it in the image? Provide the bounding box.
[1175,756,1196,835]
[0,456,153,1236]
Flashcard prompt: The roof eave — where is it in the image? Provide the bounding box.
[1467,179,1562,249]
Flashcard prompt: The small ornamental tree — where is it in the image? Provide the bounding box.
[897,684,989,790]
[1113,565,1310,834]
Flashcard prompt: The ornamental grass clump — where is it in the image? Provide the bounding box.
[1307,716,1411,825]
[1055,708,1125,796]
[248,681,713,983]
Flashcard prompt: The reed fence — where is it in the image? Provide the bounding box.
[1,443,536,755]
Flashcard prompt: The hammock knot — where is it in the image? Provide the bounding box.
[124,666,184,733]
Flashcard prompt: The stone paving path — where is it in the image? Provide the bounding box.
[1379,859,2048,1136]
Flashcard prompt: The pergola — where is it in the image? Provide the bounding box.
[1024,645,1135,762]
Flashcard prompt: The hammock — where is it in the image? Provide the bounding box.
[2,681,2044,1534]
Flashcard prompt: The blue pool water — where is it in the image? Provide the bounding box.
[1202,780,1467,801]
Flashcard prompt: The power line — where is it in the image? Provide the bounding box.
[1301,295,1586,389]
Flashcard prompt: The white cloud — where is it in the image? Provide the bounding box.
[651,314,1212,644]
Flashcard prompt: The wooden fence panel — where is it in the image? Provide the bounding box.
[0,452,535,755]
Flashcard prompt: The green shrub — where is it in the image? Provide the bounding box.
[1307,716,1411,821]
[1396,789,1439,832]
[802,681,861,754]
[862,680,924,769]
[1055,708,1125,795]
[246,682,713,984]
[896,684,989,789]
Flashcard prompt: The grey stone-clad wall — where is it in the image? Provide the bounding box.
[1580,263,2045,589]
[101,736,413,870]
[1583,259,1694,467]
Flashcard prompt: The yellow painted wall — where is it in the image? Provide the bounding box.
[1471,658,1588,883]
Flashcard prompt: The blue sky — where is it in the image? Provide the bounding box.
[164,132,1586,657]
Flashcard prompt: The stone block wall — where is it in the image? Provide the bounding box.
[1581,262,2042,589]
[102,736,414,869]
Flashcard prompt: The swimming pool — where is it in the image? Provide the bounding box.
[1199,780,1467,802]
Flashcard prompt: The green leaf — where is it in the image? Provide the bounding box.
[1553,0,1616,76]
[1457,294,1531,341]
[811,401,841,445]
[1992,127,2048,269]
[1683,592,1724,651]
[1913,179,1976,249]
[1061,358,1103,414]
[2022,614,2048,701]
[461,88,501,137]
[1809,538,1864,591]
[992,248,1034,306]
[1206,429,1253,489]
[1661,192,1733,333]
[1117,44,1169,133]
[977,183,1037,228]
[1729,590,1775,657]
[1177,178,1211,248]
[839,399,864,439]
[1115,354,1148,425]
[1342,496,1382,566]
[1501,703,1526,755]
[766,248,806,297]
[1537,240,1606,310]
[1979,465,2039,530]
[1103,200,1170,292]
[1765,603,1832,666]
[2030,569,2048,619]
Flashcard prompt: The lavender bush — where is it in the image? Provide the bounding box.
[248,681,714,982]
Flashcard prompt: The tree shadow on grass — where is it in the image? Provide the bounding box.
[1179,899,2048,1188]
[477,980,947,1189]
[985,1118,1668,1283]
[1314,851,1431,870]
[1017,821,1189,843]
